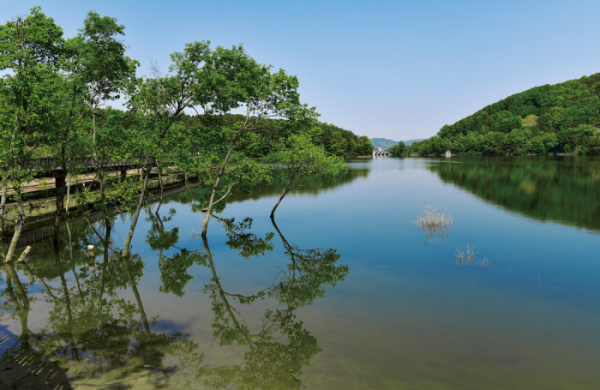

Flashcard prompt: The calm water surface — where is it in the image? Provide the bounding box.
[1,157,599,389]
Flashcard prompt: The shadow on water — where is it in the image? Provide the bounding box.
[0,200,348,388]
[428,156,600,232]
[168,167,370,208]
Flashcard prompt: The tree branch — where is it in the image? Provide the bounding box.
[201,180,239,211]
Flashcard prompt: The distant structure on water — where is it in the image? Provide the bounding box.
[372,145,390,157]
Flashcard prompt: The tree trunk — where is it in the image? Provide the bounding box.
[3,189,26,264]
[55,176,65,230]
[158,168,164,196]
[201,177,219,237]
[16,246,31,263]
[99,217,111,324]
[4,262,31,339]
[65,171,70,214]
[201,131,244,237]
[270,180,294,219]
[201,235,251,345]
[122,161,151,259]
[122,250,150,333]
[54,235,80,361]
[4,262,28,306]
[0,182,6,215]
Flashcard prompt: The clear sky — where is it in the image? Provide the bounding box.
[4,0,600,141]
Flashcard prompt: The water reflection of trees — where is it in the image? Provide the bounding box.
[189,216,348,389]
[169,168,371,210]
[145,199,205,297]
[0,209,349,388]
[429,157,600,231]
[1,215,201,388]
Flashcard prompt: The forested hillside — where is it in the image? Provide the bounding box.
[370,138,398,150]
[371,138,425,150]
[405,74,600,155]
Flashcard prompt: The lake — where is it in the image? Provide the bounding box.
[1,156,599,389]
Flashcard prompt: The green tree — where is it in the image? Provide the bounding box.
[411,73,600,155]
[557,124,596,153]
[270,134,347,218]
[194,218,349,389]
[329,131,348,156]
[122,41,213,258]
[354,135,373,156]
[0,7,65,263]
[59,12,138,218]
[185,44,317,236]
[388,140,406,156]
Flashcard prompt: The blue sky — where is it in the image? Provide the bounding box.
[4,0,600,140]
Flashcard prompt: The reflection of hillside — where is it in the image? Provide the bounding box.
[428,157,600,231]
[170,168,370,206]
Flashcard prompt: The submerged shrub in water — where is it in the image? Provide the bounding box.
[455,244,491,268]
[414,202,453,243]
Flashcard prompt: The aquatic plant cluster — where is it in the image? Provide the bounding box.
[455,244,491,268]
[414,203,491,265]
[414,202,453,243]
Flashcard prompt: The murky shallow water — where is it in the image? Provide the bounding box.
[1,157,600,389]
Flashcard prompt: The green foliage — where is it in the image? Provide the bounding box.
[269,133,347,216]
[0,7,66,190]
[195,219,348,388]
[407,74,600,156]
[354,135,373,156]
[221,217,275,258]
[388,140,406,156]
[1,216,202,379]
[273,134,348,184]
[158,250,206,297]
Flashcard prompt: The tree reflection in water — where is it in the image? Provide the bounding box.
[428,157,600,231]
[192,216,349,388]
[1,214,202,387]
[145,198,203,298]
[0,210,349,389]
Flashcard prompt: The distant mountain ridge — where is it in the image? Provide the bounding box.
[370,138,425,149]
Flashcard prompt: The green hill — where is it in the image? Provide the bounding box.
[371,138,424,150]
[370,138,399,150]
[404,139,425,146]
[406,73,600,155]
